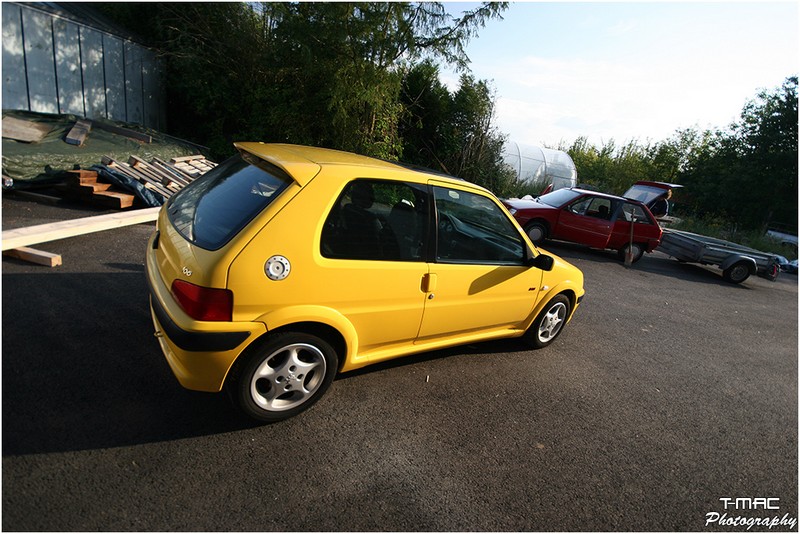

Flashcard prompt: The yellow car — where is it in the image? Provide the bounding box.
[146,143,585,422]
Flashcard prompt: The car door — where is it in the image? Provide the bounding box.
[415,182,543,341]
[316,178,431,354]
[554,194,617,249]
[609,201,659,249]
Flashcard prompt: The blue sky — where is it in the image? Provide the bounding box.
[442,2,799,148]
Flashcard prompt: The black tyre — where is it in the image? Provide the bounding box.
[524,220,548,245]
[524,294,571,349]
[231,332,338,422]
[722,261,752,284]
[617,242,645,263]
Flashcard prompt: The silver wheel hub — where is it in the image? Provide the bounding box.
[250,343,326,412]
[538,302,567,342]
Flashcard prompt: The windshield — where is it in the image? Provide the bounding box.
[537,188,582,208]
[167,152,292,250]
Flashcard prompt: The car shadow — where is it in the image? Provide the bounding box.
[1,271,265,457]
[1,270,531,456]
[336,338,526,381]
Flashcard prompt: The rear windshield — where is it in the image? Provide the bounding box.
[624,184,666,204]
[167,152,292,250]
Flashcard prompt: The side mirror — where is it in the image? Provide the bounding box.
[528,253,554,271]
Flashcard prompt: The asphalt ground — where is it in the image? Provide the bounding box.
[2,194,797,531]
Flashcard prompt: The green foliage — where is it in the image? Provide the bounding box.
[399,62,517,195]
[94,2,508,163]
[90,5,797,235]
[678,76,798,231]
[561,77,797,233]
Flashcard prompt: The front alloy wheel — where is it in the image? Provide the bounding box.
[233,332,338,422]
[524,294,571,349]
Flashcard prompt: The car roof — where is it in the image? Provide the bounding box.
[571,188,639,203]
[235,142,471,188]
[630,180,684,190]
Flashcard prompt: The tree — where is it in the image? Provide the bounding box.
[94,2,509,161]
[399,63,516,195]
[677,77,798,230]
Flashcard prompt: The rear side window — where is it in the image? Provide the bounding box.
[167,153,292,250]
[321,179,429,261]
[621,202,653,224]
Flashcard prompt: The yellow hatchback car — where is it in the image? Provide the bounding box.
[146,143,585,422]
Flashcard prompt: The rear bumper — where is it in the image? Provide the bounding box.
[149,287,250,352]
[145,237,266,392]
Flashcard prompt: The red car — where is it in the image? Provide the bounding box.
[503,188,663,263]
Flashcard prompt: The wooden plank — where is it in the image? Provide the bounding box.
[170,155,205,163]
[2,117,52,143]
[1,207,160,251]
[4,246,63,267]
[92,121,152,143]
[66,169,98,179]
[93,190,135,209]
[79,182,112,193]
[122,165,173,198]
[66,169,99,185]
[129,155,174,186]
[174,162,202,177]
[65,119,92,146]
[151,158,193,185]
[186,160,212,173]
[150,161,190,187]
[102,157,173,198]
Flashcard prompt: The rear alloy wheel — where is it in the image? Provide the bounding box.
[524,221,548,245]
[617,243,645,263]
[524,294,571,349]
[233,332,338,422]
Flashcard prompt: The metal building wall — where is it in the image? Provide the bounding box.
[1,3,165,129]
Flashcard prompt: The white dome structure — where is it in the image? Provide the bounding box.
[502,141,577,191]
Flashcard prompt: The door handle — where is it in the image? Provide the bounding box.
[421,273,437,293]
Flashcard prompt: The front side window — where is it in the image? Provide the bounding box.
[168,152,292,250]
[433,186,525,264]
[321,179,428,261]
[568,196,615,220]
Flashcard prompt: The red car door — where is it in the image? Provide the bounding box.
[554,195,616,249]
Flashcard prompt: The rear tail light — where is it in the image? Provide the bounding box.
[171,280,233,322]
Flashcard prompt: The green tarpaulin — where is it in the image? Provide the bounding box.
[2,110,206,187]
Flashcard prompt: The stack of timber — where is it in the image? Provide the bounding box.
[170,155,216,177]
[66,169,135,209]
[98,154,215,201]
[60,155,216,208]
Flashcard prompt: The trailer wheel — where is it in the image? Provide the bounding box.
[723,261,752,284]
